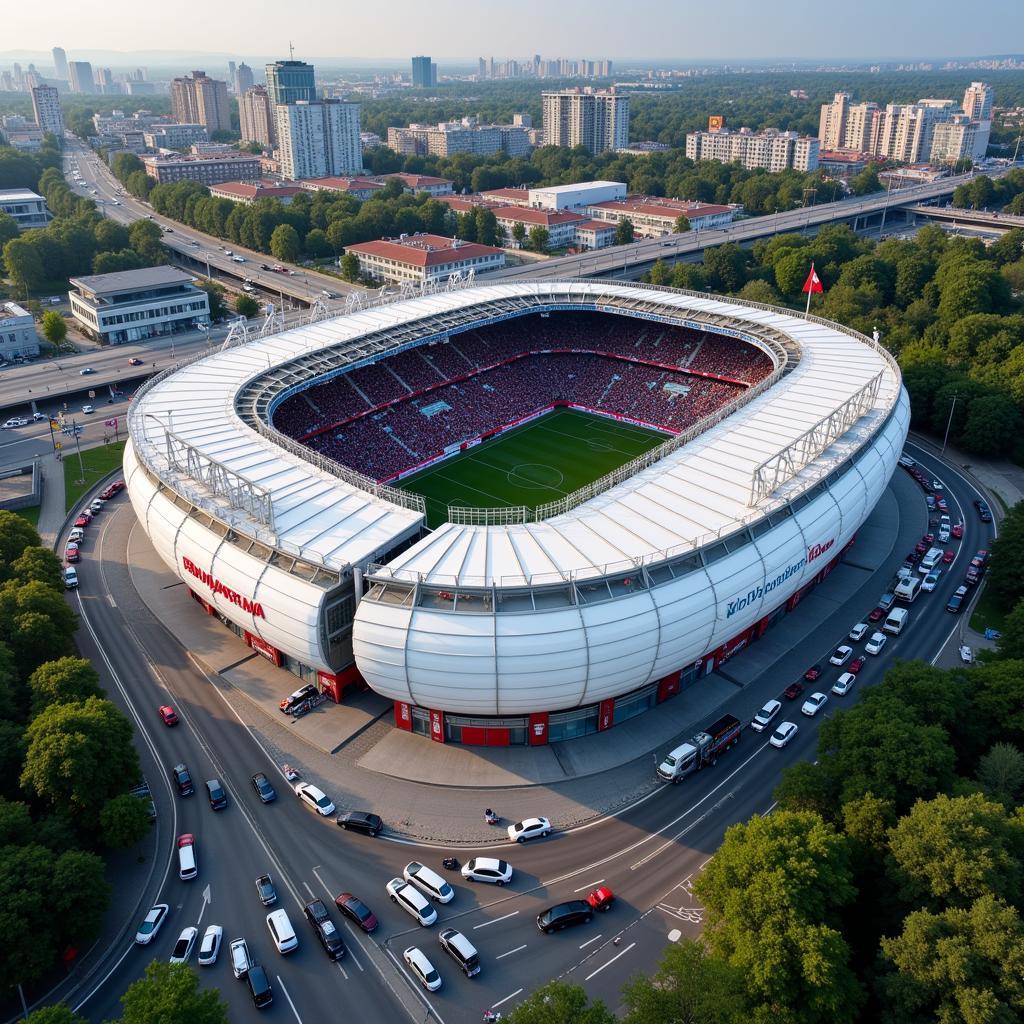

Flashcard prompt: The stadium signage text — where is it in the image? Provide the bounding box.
[807,538,835,562]
[726,557,806,618]
[182,556,265,619]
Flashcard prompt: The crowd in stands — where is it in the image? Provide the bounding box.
[271,312,772,481]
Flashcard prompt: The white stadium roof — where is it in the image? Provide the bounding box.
[128,281,900,587]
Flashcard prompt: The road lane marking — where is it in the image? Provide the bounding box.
[584,941,636,981]
[574,879,604,893]
[495,944,527,960]
[474,910,519,929]
[385,947,448,1024]
[106,594,116,607]
[492,988,522,1009]
[276,975,304,1023]
[302,881,314,898]
[579,934,603,948]
[311,866,364,972]
[336,961,348,980]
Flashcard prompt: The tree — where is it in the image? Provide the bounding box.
[694,811,862,1024]
[528,225,550,252]
[0,211,18,262]
[234,293,259,318]
[775,250,814,295]
[879,895,1024,1024]
[270,223,301,263]
[503,981,615,1024]
[118,961,231,1024]
[92,248,144,275]
[0,798,32,846]
[474,207,499,246]
[195,279,226,321]
[511,221,527,245]
[615,218,635,245]
[850,165,882,196]
[648,259,671,285]
[52,848,111,942]
[100,793,152,848]
[340,252,360,282]
[886,793,1023,909]
[25,1005,88,1024]
[21,697,140,817]
[0,511,42,573]
[303,227,330,259]
[737,279,781,304]
[9,546,63,590]
[704,243,750,293]
[3,235,46,294]
[987,502,1024,611]
[0,579,77,676]
[673,214,691,233]
[621,939,748,1024]
[977,743,1024,806]
[127,218,164,263]
[93,218,130,252]
[28,657,102,716]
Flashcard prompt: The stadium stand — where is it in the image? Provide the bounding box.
[272,312,772,481]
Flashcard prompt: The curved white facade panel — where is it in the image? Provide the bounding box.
[125,280,907,718]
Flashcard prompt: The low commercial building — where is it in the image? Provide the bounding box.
[478,187,531,208]
[528,181,626,212]
[378,172,454,197]
[299,176,384,200]
[2,127,44,152]
[69,267,210,345]
[491,206,585,249]
[585,196,735,237]
[142,153,262,186]
[345,233,505,285]
[573,219,617,250]
[0,302,40,360]
[208,180,304,205]
[0,189,52,230]
[142,123,209,149]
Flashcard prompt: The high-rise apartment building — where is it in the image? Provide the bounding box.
[542,88,629,154]
[276,100,361,180]
[930,116,979,164]
[685,127,819,172]
[818,92,849,150]
[68,61,94,94]
[31,85,63,139]
[51,47,69,84]
[170,71,231,134]
[265,60,316,106]
[239,86,275,147]
[387,120,531,158]
[234,62,254,96]
[962,81,993,159]
[411,56,437,88]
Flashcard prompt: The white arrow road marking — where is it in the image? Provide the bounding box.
[196,884,211,926]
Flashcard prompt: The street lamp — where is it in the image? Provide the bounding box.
[942,392,958,453]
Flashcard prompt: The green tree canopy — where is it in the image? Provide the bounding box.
[118,961,230,1024]
[976,743,1024,807]
[9,546,63,591]
[987,503,1024,612]
[25,1005,88,1024]
[100,792,152,848]
[234,293,259,318]
[340,252,360,281]
[28,657,103,717]
[614,218,635,245]
[40,310,67,347]
[503,981,615,1024]
[269,222,301,262]
[528,225,550,251]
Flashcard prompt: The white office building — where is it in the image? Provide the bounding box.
[685,128,819,172]
[277,100,361,180]
[31,85,63,139]
[962,81,993,159]
[0,302,40,360]
[0,189,52,229]
[527,181,627,212]
[929,116,979,164]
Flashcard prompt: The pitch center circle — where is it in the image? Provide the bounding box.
[508,463,564,489]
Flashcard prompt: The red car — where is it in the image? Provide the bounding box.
[942,550,955,564]
[952,523,964,539]
[803,664,822,682]
[65,543,80,563]
[868,606,885,622]
[848,656,865,673]
[159,705,179,726]
[586,886,615,912]
[906,551,921,563]
[922,533,934,545]
[914,541,928,555]
[784,681,805,700]
[335,892,378,933]
[73,515,90,529]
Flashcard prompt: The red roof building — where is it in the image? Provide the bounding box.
[378,172,454,197]
[573,219,618,249]
[478,187,531,207]
[345,233,505,284]
[208,180,304,205]
[299,176,384,200]
[490,206,586,249]
[585,195,735,237]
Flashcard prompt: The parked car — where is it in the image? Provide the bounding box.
[829,646,852,666]
[848,622,869,641]
[832,673,856,696]
[303,899,345,961]
[769,721,799,748]
[952,522,964,539]
[508,816,551,844]
[438,927,481,977]
[65,543,80,563]
[335,892,378,932]
[63,567,78,589]
[294,782,334,816]
[975,500,993,523]
[803,664,823,681]
[336,810,383,836]
[867,606,885,622]
[801,692,829,717]
[947,585,968,613]
[922,570,942,592]
[865,632,888,655]
[942,549,956,564]
[386,878,437,926]
[279,683,317,713]
[783,681,804,700]
[750,699,782,733]
[403,861,454,903]
[403,946,442,990]
[461,857,513,886]
[537,901,593,934]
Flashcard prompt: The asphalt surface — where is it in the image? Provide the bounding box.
[34,433,990,1024]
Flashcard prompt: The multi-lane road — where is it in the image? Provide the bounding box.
[39,437,991,1024]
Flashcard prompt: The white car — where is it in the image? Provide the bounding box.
[82,404,94,414]
[403,946,442,991]
[461,856,513,886]
[69,527,84,543]
[922,570,941,592]
[829,646,852,666]
[866,632,887,655]
[169,925,198,964]
[832,673,856,696]
[898,454,915,468]
[266,909,298,953]
[750,699,782,733]
[198,924,222,965]
[508,816,551,844]
[2,417,28,428]
[386,878,437,926]
[801,692,828,717]
[294,782,335,816]
[848,623,869,641]
[229,937,250,979]
[63,567,79,589]
[769,721,798,748]
[938,527,950,543]
[135,903,169,945]
[403,861,455,903]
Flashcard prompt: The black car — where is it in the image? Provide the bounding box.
[537,900,593,934]
[335,892,378,932]
[975,499,993,523]
[206,779,228,810]
[246,963,273,1008]
[251,773,276,803]
[303,899,345,961]
[336,810,383,836]
[171,763,194,796]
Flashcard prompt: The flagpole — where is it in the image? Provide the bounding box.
[805,283,812,317]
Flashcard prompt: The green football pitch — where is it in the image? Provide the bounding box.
[399,408,668,527]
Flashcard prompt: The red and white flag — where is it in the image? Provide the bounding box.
[802,264,824,294]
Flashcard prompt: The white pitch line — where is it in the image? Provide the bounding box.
[584,941,636,982]
[579,934,603,948]
[474,910,519,929]
[276,975,304,1023]
[574,878,604,893]
[495,943,527,960]
[492,988,523,1009]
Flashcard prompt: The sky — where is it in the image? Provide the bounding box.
[6,0,1024,64]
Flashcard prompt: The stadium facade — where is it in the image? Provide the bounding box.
[125,281,908,746]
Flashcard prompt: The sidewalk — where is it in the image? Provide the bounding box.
[122,474,914,845]
[35,451,67,547]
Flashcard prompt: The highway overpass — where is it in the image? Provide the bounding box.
[903,203,1024,232]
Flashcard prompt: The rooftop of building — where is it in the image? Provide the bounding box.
[479,187,530,202]
[381,172,453,187]
[491,206,586,226]
[346,233,504,267]
[530,181,626,195]
[589,196,733,219]
[574,219,618,232]
[142,152,259,165]
[209,180,303,199]
[70,266,200,297]
[300,176,383,192]
[0,188,45,202]
[0,301,30,318]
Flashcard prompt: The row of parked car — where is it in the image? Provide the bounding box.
[63,479,126,589]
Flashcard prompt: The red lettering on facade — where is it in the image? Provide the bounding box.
[181,556,265,619]
[807,538,835,563]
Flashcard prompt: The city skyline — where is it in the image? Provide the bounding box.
[6,0,1024,63]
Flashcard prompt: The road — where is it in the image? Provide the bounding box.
[37,436,991,1024]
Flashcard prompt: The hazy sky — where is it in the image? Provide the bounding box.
[8,0,1024,62]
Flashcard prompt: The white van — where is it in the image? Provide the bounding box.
[919,547,943,573]
[894,576,921,603]
[883,607,909,635]
[177,834,198,880]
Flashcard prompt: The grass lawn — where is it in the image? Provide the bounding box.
[64,440,126,513]
[399,408,667,528]
[969,585,1007,636]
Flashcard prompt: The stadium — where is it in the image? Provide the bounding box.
[125,280,908,747]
